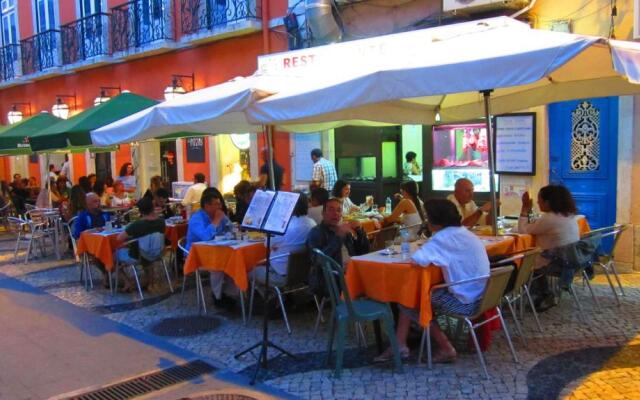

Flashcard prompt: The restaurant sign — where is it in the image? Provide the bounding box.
[186,137,205,163]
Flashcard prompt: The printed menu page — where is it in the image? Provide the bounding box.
[263,192,300,234]
[242,190,276,230]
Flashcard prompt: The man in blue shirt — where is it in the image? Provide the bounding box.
[73,193,109,239]
[185,188,232,308]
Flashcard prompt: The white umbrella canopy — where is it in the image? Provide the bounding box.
[90,75,295,146]
[247,17,640,132]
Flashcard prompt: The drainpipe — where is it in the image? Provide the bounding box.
[262,0,270,54]
[510,0,537,19]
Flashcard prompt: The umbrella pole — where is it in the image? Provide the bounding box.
[265,126,276,191]
[481,90,498,236]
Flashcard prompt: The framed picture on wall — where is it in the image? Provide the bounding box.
[494,112,536,175]
[186,137,205,163]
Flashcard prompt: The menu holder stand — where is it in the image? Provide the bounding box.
[233,190,300,384]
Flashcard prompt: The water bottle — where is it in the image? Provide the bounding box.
[385,197,392,215]
[400,229,411,260]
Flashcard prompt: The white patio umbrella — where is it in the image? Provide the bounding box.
[90,75,296,146]
[246,16,640,231]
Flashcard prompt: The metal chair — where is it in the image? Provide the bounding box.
[312,248,403,378]
[7,216,46,263]
[370,225,399,251]
[417,266,518,379]
[63,216,80,262]
[114,233,174,300]
[492,248,543,345]
[178,238,208,314]
[583,224,628,305]
[247,249,325,335]
[0,201,13,231]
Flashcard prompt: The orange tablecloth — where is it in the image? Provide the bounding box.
[183,242,266,291]
[360,219,378,234]
[578,216,591,235]
[165,223,187,250]
[76,231,121,272]
[345,235,525,327]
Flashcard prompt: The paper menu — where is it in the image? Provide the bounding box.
[242,190,276,230]
[263,192,300,234]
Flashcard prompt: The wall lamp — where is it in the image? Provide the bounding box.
[51,93,77,119]
[164,73,195,101]
[7,102,32,124]
[94,86,122,106]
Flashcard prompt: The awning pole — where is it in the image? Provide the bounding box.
[265,126,276,191]
[481,90,498,236]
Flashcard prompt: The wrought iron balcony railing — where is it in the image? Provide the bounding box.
[111,0,174,53]
[180,0,260,36]
[0,43,21,81]
[61,12,111,65]
[21,29,62,75]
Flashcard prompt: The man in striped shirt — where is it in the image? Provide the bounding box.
[311,148,338,191]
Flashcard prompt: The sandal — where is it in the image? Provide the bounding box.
[373,346,410,363]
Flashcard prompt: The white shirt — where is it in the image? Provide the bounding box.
[181,182,207,206]
[60,161,71,180]
[447,194,485,225]
[110,194,131,207]
[518,212,579,251]
[308,205,323,225]
[270,215,317,275]
[411,226,489,304]
[340,197,356,215]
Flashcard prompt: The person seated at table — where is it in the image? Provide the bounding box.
[116,196,167,291]
[307,197,370,271]
[185,187,234,308]
[182,173,208,208]
[375,198,490,363]
[230,180,256,224]
[63,185,86,222]
[78,176,92,194]
[118,162,136,193]
[383,180,425,240]
[403,151,421,176]
[308,187,329,225]
[250,193,316,288]
[109,180,133,208]
[88,173,97,189]
[73,193,109,239]
[447,178,493,227]
[518,184,579,308]
[142,175,164,200]
[93,179,110,206]
[153,188,175,219]
[51,176,69,209]
[332,179,359,215]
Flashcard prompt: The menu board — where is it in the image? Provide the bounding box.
[494,113,536,175]
[241,190,300,235]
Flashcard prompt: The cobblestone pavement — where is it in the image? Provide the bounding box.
[1,236,640,399]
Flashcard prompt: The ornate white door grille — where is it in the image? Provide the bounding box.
[571,101,600,171]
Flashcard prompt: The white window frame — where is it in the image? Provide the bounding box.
[32,0,59,33]
[0,0,19,45]
[76,0,104,19]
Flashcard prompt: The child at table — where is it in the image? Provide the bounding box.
[375,198,489,363]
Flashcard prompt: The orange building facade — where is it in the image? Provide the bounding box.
[0,0,290,193]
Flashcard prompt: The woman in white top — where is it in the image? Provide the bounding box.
[332,179,359,216]
[518,184,580,261]
[375,198,489,363]
[383,180,425,240]
[118,163,136,194]
[109,180,132,208]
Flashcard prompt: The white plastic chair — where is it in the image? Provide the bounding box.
[7,216,46,263]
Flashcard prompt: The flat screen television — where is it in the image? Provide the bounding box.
[431,123,493,192]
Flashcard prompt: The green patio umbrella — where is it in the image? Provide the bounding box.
[30,92,158,152]
[0,112,62,155]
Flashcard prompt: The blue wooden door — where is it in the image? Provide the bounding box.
[548,97,618,230]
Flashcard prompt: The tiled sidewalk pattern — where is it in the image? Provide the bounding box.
[1,235,640,399]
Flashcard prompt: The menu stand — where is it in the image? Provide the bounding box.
[233,190,301,384]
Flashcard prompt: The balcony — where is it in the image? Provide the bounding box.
[180,0,261,44]
[0,44,22,83]
[20,29,63,77]
[111,0,175,59]
[61,12,111,69]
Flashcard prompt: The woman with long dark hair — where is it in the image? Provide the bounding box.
[118,162,136,193]
[383,180,425,239]
[332,179,359,215]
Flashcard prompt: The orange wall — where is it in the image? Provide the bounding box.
[28,157,40,184]
[1,158,10,181]
[182,138,211,184]
[115,144,132,177]
[257,129,291,191]
[72,153,86,179]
